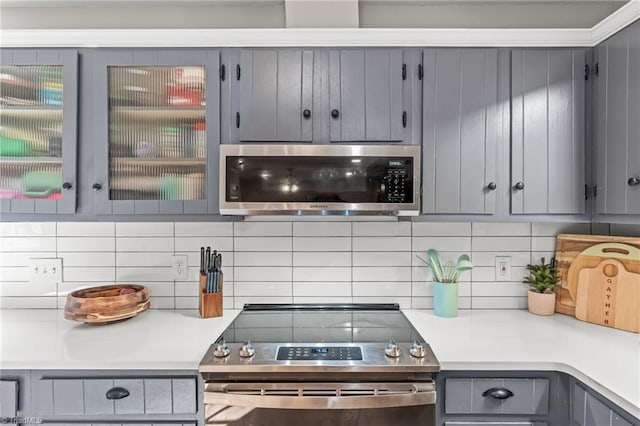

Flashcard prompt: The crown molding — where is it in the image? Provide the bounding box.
[591,0,640,44]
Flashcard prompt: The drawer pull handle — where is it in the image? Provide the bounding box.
[106,387,130,400]
[482,387,514,400]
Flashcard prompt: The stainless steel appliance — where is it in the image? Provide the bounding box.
[219,145,420,216]
[199,304,440,425]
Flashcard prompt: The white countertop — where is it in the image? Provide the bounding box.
[1,309,638,418]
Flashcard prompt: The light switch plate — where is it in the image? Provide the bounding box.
[29,258,62,285]
[495,256,512,281]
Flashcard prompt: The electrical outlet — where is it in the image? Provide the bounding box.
[172,255,188,281]
[29,258,62,285]
[495,256,512,281]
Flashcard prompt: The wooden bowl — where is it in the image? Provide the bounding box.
[64,284,150,325]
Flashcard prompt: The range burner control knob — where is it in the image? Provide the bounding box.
[409,340,427,358]
[384,340,401,358]
[213,340,230,358]
[239,341,256,358]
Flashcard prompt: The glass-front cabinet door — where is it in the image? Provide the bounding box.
[93,50,220,214]
[0,49,78,214]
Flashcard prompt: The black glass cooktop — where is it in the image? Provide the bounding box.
[217,304,424,344]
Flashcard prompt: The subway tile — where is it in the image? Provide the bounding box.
[175,222,233,237]
[352,296,411,309]
[175,297,199,310]
[293,267,351,282]
[472,222,531,236]
[58,237,115,252]
[472,282,528,297]
[223,296,234,309]
[58,281,93,295]
[470,252,531,267]
[0,252,55,267]
[353,282,411,297]
[235,222,292,237]
[175,237,233,252]
[234,297,293,309]
[294,297,353,304]
[0,267,30,282]
[293,252,351,267]
[530,252,555,264]
[411,297,471,310]
[149,296,175,309]
[0,281,57,297]
[412,222,471,236]
[590,223,610,236]
[141,282,175,297]
[0,222,56,237]
[472,266,527,282]
[64,266,115,282]
[292,282,352,297]
[352,267,411,282]
[235,282,292,297]
[293,222,351,237]
[531,237,557,252]
[0,237,56,252]
[353,222,411,236]
[472,297,527,309]
[235,267,291,282]
[531,222,591,237]
[609,223,640,237]
[412,236,471,252]
[175,251,234,268]
[189,266,233,282]
[234,237,291,252]
[234,252,292,267]
[116,237,173,252]
[115,252,173,267]
[116,222,173,237]
[175,281,199,297]
[115,267,171,282]
[57,222,114,237]
[411,251,468,267]
[293,237,351,252]
[411,281,471,297]
[0,296,56,309]
[471,237,530,252]
[352,237,411,252]
[353,252,412,267]
[60,252,115,267]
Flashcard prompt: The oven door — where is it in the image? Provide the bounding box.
[204,381,436,426]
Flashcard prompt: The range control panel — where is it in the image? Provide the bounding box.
[276,346,363,361]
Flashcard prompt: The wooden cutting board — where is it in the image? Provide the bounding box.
[575,258,640,332]
[554,234,640,317]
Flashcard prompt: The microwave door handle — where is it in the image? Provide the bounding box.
[203,382,436,410]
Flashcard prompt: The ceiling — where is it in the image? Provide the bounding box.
[0,0,630,30]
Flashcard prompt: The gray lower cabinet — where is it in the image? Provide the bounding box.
[444,423,548,426]
[235,49,315,142]
[328,49,406,142]
[511,49,587,215]
[594,19,640,216]
[422,49,499,214]
[572,381,635,426]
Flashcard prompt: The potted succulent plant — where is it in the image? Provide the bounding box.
[416,249,473,317]
[523,257,560,316]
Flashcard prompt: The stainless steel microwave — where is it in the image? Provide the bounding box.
[219,144,420,216]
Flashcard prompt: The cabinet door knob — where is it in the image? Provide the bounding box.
[487,182,497,191]
[92,183,102,191]
[628,177,640,187]
[331,109,340,119]
[482,387,514,400]
[303,109,311,119]
[62,182,72,190]
[513,182,525,190]
[105,386,130,400]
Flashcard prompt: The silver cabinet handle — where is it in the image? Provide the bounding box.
[204,382,435,410]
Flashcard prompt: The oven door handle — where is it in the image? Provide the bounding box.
[204,382,436,410]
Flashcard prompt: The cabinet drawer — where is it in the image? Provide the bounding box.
[38,377,197,416]
[0,380,18,418]
[445,378,549,415]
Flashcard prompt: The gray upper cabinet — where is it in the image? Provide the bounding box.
[236,49,314,142]
[594,21,640,216]
[92,50,220,215]
[511,49,587,215]
[422,49,498,214]
[0,380,18,418]
[329,49,405,142]
[0,49,78,214]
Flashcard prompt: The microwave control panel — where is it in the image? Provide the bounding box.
[383,160,411,203]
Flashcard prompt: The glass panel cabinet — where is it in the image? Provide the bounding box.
[93,50,220,214]
[0,49,78,214]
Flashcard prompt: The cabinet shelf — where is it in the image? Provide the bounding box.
[110,107,205,121]
[0,156,62,165]
[0,107,63,119]
[110,157,205,167]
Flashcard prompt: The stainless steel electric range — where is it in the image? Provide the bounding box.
[199,304,440,426]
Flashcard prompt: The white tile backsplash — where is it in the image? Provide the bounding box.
[0,220,614,310]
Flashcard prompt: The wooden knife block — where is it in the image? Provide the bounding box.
[199,273,223,318]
